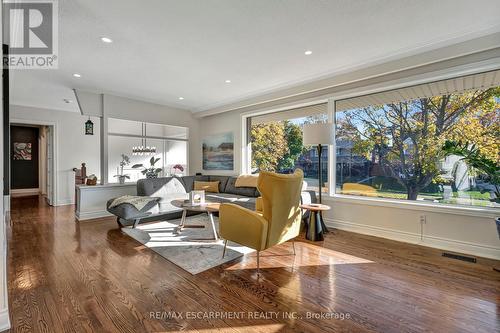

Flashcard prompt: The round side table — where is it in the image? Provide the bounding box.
[171,199,220,241]
[300,203,331,241]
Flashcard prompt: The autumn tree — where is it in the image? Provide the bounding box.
[278,121,303,170]
[251,122,288,171]
[338,87,499,200]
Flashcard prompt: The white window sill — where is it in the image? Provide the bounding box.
[322,194,499,219]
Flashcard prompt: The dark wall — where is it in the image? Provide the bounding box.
[3,44,9,195]
[11,126,39,189]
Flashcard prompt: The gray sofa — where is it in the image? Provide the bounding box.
[107,175,316,227]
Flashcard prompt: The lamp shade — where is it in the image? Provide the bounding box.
[302,123,334,145]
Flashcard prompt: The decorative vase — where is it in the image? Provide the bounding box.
[118,176,126,184]
[146,171,158,179]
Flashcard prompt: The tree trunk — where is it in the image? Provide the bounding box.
[407,186,419,200]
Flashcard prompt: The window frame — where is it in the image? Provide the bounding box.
[241,61,500,217]
[330,74,500,216]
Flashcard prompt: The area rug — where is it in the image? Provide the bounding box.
[122,214,253,274]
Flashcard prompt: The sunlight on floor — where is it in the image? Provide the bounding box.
[14,264,39,290]
[224,242,374,271]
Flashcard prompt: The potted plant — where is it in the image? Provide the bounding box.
[171,164,184,177]
[114,154,130,184]
[442,140,500,238]
[132,156,162,179]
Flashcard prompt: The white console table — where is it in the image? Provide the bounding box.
[76,183,136,221]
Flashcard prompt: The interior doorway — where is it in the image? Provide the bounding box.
[9,123,55,206]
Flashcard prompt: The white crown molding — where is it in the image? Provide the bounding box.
[72,89,192,114]
[8,100,78,113]
[195,31,500,117]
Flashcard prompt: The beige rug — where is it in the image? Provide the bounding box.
[122,214,253,274]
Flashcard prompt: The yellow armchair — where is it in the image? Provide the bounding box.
[219,169,304,272]
[219,203,268,251]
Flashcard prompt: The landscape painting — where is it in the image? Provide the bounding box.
[13,142,32,160]
[202,132,234,170]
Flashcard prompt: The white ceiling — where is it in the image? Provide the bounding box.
[9,0,500,113]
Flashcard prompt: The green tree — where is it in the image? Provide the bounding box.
[278,121,303,170]
[251,122,288,171]
[339,87,499,200]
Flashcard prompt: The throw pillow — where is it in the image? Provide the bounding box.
[194,181,220,193]
[235,174,259,187]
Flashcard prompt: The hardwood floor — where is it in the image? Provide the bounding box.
[5,196,500,333]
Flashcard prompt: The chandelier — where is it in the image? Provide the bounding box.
[132,123,156,155]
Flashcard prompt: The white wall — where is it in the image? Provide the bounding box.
[197,110,241,176]
[165,140,187,172]
[11,105,101,206]
[323,199,499,259]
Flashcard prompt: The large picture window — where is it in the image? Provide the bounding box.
[335,71,499,208]
[249,104,329,194]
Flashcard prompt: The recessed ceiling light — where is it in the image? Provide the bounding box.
[178,97,184,100]
[63,99,72,103]
[100,37,113,43]
[225,79,231,83]
[73,73,81,78]
[304,50,312,55]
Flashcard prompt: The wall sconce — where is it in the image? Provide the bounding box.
[85,117,94,135]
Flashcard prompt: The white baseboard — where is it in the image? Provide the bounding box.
[11,188,39,197]
[2,196,9,213]
[56,198,74,206]
[0,308,10,332]
[76,210,112,221]
[324,218,500,260]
